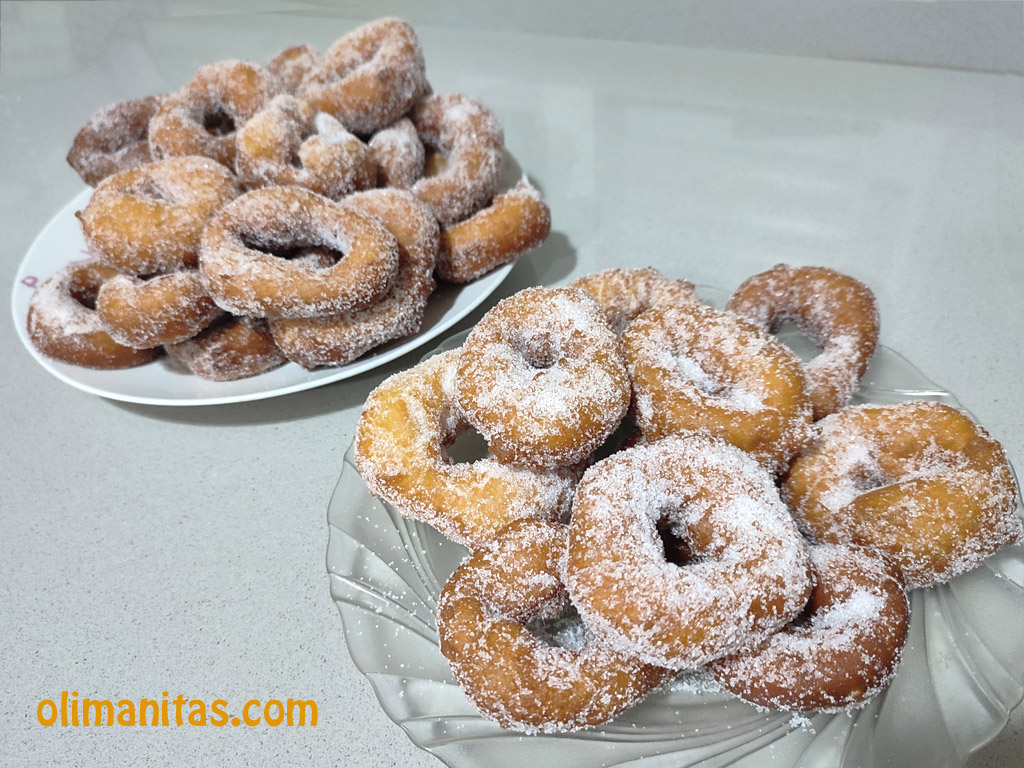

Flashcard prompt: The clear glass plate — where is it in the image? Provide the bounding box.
[326,286,1024,768]
[11,185,516,407]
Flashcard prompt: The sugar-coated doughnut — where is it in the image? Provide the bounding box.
[565,434,812,669]
[411,93,504,227]
[368,117,425,189]
[354,349,580,548]
[269,188,438,368]
[456,287,631,469]
[66,95,163,187]
[78,156,238,276]
[199,186,400,319]
[235,95,375,198]
[783,401,1023,588]
[437,179,551,283]
[709,543,909,713]
[438,519,674,733]
[623,302,812,471]
[149,60,280,167]
[96,270,222,349]
[165,315,285,381]
[266,44,319,94]
[570,267,701,334]
[26,262,161,369]
[299,18,429,136]
[728,264,880,420]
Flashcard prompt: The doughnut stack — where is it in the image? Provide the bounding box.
[28,17,551,381]
[354,266,1023,733]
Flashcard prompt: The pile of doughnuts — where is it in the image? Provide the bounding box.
[354,265,1023,733]
[28,17,550,380]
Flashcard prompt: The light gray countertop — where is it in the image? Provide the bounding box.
[2,2,1021,766]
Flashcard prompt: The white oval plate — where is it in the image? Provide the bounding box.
[326,291,1024,768]
[11,188,512,406]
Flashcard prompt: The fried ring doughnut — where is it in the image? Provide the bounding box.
[298,18,429,136]
[411,93,504,227]
[149,60,279,167]
[235,95,375,198]
[269,188,437,368]
[354,349,580,548]
[456,287,631,469]
[95,270,222,349]
[266,44,319,94]
[709,543,909,713]
[782,401,1023,588]
[570,267,701,334]
[728,264,879,420]
[437,179,551,283]
[623,302,812,471]
[26,262,160,369]
[199,186,400,319]
[368,117,425,189]
[565,433,812,669]
[66,95,163,186]
[438,519,673,733]
[78,156,238,276]
[165,315,285,381]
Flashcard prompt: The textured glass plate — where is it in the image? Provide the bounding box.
[10,189,512,407]
[326,286,1024,768]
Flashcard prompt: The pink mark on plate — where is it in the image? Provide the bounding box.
[20,252,93,290]
[21,275,39,289]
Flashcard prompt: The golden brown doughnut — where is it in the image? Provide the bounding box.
[234,95,375,198]
[26,262,161,369]
[709,543,909,713]
[298,18,429,136]
[368,117,425,189]
[410,93,504,227]
[266,44,319,94]
[95,270,222,349]
[77,156,238,276]
[199,186,400,319]
[623,302,813,471]
[354,349,580,549]
[570,267,701,334]
[728,264,880,420]
[66,95,163,186]
[164,315,285,381]
[437,179,551,283]
[456,287,631,469]
[149,60,280,167]
[438,519,674,733]
[783,401,1023,588]
[565,433,812,669]
[269,188,438,368]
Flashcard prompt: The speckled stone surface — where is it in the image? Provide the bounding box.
[1,2,1022,767]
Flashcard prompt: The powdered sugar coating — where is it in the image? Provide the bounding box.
[565,433,812,669]
[728,264,879,420]
[149,60,280,167]
[269,188,438,368]
[26,262,160,369]
[438,178,551,283]
[235,95,375,198]
[571,267,702,334]
[368,117,425,189]
[709,543,909,713]
[411,93,504,227]
[456,287,631,469]
[784,401,1023,588]
[438,519,673,733]
[299,18,429,136]
[165,315,285,381]
[624,302,813,472]
[199,186,399,318]
[66,95,163,186]
[354,349,580,548]
[266,44,319,95]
